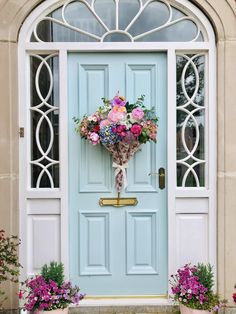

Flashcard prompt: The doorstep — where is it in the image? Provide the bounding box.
[69,297,180,314]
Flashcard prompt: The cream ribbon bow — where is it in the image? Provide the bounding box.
[112,162,128,189]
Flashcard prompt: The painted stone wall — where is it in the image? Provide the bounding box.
[0,0,236,309]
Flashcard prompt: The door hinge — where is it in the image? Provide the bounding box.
[19,127,24,138]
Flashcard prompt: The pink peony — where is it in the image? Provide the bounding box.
[89,132,100,145]
[130,124,142,136]
[132,107,144,120]
[108,105,126,123]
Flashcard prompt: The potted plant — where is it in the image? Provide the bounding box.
[170,263,225,314]
[20,261,85,313]
[0,229,21,309]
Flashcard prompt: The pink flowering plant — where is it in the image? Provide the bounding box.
[170,263,225,311]
[19,262,85,312]
[232,284,236,303]
[233,292,236,303]
[74,94,158,192]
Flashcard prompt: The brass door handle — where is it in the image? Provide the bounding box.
[148,168,165,190]
[158,167,165,190]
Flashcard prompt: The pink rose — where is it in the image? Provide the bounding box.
[89,132,100,145]
[108,105,126,123]
[130,124,142,136]
[113,125,127,137]
[132,107,144,120]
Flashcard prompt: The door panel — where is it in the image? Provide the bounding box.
[68,52,167,295]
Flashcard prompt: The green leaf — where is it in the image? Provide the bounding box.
[41,261,65,287]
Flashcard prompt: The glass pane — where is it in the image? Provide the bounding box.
[51,20,99,42]
[94,0,116,30]
[135,20,199,42]
[176,54,206,187]
[34,19,52,42]
[196,32,204,42]
[63,1,105,36]
[177,55,205,107]
[103,32,131,42]
[119,0,140,30]
[171,7,186,20]
[30,55,59,188]
[129,2,170,36]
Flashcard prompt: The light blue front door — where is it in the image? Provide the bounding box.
[68,53,167,295]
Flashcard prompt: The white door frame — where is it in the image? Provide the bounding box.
[18,0,217,294]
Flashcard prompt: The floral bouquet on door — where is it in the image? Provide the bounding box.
[74,94,158,193]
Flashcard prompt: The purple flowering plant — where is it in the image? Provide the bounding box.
[170,263,226,311]
[19,262,85,312]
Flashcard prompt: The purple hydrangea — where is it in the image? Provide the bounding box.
[99,125,120,145]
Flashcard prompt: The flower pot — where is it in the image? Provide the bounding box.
[180,304,213,314]
[37,308,68,314]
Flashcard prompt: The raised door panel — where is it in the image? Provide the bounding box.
[176,214,208,267]
[28,216,60,273]
[79,142,111,192]
[78,64,111,192]
[79,212,110,275]
[126,64,157,192]
[126,210,159,274]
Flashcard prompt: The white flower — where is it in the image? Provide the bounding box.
[187,289,192,294]
[119,116,131,128]
[87,116,94,121]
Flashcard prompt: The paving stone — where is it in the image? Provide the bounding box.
[70,307,100,314]
[69,305,180,314]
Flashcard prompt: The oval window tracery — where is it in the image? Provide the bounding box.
[31,0,207,43]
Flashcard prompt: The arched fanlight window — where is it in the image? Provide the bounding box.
[31,0,207,43]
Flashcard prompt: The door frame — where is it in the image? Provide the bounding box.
[18,0,217,295]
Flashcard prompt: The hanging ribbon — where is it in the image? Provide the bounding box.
[112,162,128,189]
